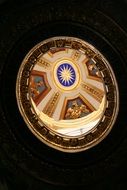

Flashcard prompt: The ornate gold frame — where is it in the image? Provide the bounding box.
[16,36,119,153]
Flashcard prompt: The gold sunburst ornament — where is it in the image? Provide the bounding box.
[16,36,119,152]
[53,58,80,91]
[58,64,75,84]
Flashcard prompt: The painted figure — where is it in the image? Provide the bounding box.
[65,100,90,119]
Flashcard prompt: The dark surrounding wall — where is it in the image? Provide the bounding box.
[0,0,127,190]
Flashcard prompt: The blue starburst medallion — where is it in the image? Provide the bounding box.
[57,63,76,87]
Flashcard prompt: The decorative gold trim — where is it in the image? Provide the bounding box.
[36,57,51,69]
[81,82,104,103]
[43,92,60,117]
[71,50,81,61]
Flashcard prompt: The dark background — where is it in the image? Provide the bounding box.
[0,0,127,189]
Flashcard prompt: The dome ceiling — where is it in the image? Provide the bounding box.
[29,47,106,136]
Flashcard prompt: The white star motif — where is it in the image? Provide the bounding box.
[57,64,75,86]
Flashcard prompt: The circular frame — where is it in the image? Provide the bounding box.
[16,36,119,152]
